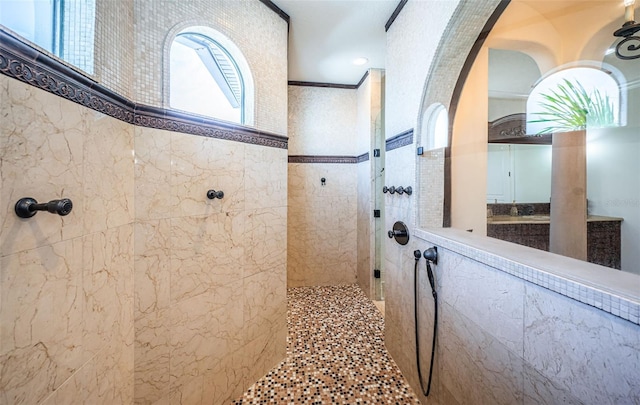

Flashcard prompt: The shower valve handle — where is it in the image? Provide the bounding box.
[15,197,73,218]
[388,229,407,238]
[207,190,224,200]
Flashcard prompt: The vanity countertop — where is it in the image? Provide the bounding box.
[487,215,623,225]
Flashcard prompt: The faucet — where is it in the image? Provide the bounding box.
[510,201,519,216]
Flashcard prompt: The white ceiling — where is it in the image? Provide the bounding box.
[272,0,400,85]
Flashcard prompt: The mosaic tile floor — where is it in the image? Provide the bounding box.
[234,284,420,404]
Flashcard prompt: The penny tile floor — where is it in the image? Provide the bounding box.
[234,284,420,404]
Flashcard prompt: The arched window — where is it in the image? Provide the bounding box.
[526,67,621,134]
[169,27,252,125]
[422,103,449,150]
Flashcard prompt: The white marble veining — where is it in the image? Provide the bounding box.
[524,284,640,404]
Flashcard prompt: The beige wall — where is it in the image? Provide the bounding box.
[133,0,288,135]
[0,1,288,404]
[0,74,136,404]
[287,85,358,287]
[134,128,287,403]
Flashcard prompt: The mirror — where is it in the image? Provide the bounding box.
[483,3,640,274]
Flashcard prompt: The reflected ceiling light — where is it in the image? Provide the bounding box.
[353,57,368,66]
[613,0,640,59]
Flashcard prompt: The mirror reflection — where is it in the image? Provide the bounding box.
[484,2,639,274]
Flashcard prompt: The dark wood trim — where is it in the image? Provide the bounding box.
[356,70,370,89]
[0,28,288,149]
[444,0,511,227]
[288,155,358,164]
[257,0,290,25]
[385,0,409,32]
[288,81,358,90]
[488,113,552,144]
[386,129,414,151]
[357,152,370,163]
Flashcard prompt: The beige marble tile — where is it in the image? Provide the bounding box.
[243,267,287,344]
[0,78,85,256]
[171,133,245,218]
[134,127,172,220]
[201,350,246,405]
[134,219,171,319]
[244,207,287,278]
[242,321,287,390]
[0,238,84,405]
[169,282,244,399]
[83,224,134,361]
[82,338,135,405]
[83,111,135,234]
[244,145,287,210]
[169,212,245,304]
[440,303,524,405]
[39,370,84,405]
[135,309,171,405]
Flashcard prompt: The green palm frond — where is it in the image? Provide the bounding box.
[528,78,616,134]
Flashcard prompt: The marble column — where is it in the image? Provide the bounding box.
[550,130,587,260]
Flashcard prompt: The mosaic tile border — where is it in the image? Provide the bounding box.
[386,128,414,151]
[288,71,369,89]
[414,228,640,326]
[288,155,358,164]
[357,152,370,163]
[0,28,288,150]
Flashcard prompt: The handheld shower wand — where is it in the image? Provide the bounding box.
[413,247,439,397]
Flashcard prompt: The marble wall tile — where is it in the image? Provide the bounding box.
[524,284,640,404]
[523,363,584,405]
[83,111,135,234]
[438,248,525,355]
[0,238,84,405]
[134,219,171,320]
[82,337,135,404]
[245,207,287,278]
[356,161,372,298]
[242,322,288,390]
[243,268,287,350]
[201,350,246,405]
[0,77,85,256]
[169,282,244,398]
[171,133,246,218]
[134,309,171,405]
[134,127,172,221]
[170,212,245,304]
[83,224,135,361]
[288,164,358,287]
[245,144,287,211]
[440,303,524,405]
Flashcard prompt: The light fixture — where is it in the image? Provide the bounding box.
[353,57,368,66]
[613,0,640,59]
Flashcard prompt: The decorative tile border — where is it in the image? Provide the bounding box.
[386,129,414,151]
[288,155,358,164]
[357,152,370,163]
[0,28,288,149]
[288,70,369,90]
[415,228,640,325]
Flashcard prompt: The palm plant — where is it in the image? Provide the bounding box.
[528,78,616,134]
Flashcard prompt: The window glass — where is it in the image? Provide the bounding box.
[0,0,95,74]
[170,32,244,124]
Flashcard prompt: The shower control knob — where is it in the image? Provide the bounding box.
[405,186,413,196]
[383,186,389,194]
[15,197,73,218]
[396,186,405,195]
[207,190,224,200]
[388,229,407,238]
[389,186,396,194]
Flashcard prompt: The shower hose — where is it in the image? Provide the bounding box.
[414,252,438,397]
